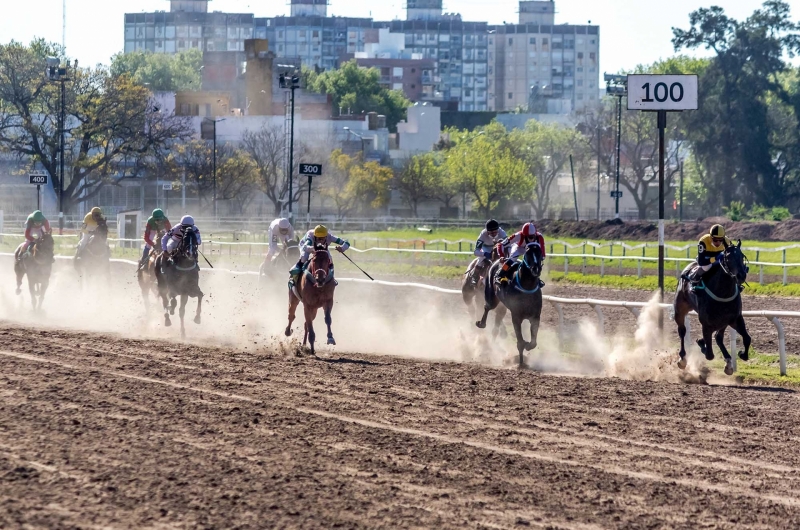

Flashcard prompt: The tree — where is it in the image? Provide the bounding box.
[321,149,392,218]
[511,120,585,219]
[396,153,441,217]
[304,60,410,132]
[673,1,800,209]
[445,122,533,218]
[110,49,202,92]
[0,40,193,215]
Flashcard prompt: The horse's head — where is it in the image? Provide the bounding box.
[35,233,55,257]
[175,227,199,265]
[720,239,748,284]
[308,244,331,286]
[521,241,543,277]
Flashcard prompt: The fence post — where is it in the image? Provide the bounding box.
[600,258,605,277]
[590,304,604,335]
[783,249,787,265]
[759,264,764,286]
[551,301,565,349]
[564,255,569,275]
[770,316,787,376]
[637,259,642,279]
[784,266,788,286]
[730,329,737,372]
[618,257,622,276]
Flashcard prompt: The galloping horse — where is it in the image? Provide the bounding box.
[75,221,110,284]
[476,242,544,367]
[285,244,337,356]
[461,249,499,320]
[155,228,204,339]
[674,239,751,375]
[14,233,55,310]
[137,230,167,312]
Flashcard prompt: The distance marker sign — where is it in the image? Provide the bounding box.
[627,75,698,111]
[29,173,48,185]
[299,163,322,176]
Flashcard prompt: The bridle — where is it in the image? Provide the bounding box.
[522,242,543,276]
[308,246,332,287]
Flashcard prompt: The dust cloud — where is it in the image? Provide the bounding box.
[0,256,730,385]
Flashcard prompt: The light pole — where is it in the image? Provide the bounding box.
[47,57,72,234]
[280,71,301,221]
[202,117,225,218]
[605,74,627,219]
[343,127,368,159]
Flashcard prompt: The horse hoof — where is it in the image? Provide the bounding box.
[677,358,687,370]
[475,321,486,329]
[165,319,171,327]
[705,352,715,361]
[738,350,749,362]
[15,288,21,295]
[284,328,293,337]
[724,363,734,376]
[327,337,336,345]
[525,341,536,351]
[193,315,201,324]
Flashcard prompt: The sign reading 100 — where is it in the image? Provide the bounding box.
[627,75,698,111]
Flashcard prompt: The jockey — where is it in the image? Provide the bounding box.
[139,208,172,268]
[684,224,732,287]
[77,207,106,255]
[18,210,51,259]
[265,217,295,262]
[289,224,349,287]
[495,222,547,285]
[474,219,507,262]
[161,215,202,255]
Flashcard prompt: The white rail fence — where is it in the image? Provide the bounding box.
[3,252,797,377]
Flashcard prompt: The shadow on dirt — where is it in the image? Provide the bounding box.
[317,357,383,366]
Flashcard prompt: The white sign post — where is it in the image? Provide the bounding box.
[627,74,698,324]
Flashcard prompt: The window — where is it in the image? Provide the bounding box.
[278,31,284,39]
[590,39,596,44]
[411,84,416,89]
[392,67,403,77]
[577,52,584,59]
[465,89,472,97]
[589,67,596,72]
[542,38,549,45]
[488,37,493,45]
[508,38,513,45]
[589,52,596,60]
[411,68,416,73]
[313,30,319,38]
[508,92,513,99]
[577,67,583,72]
[577,79,583,86]
[529,37,536,45]
[299,30,306,38]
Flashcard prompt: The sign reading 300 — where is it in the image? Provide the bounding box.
[627,75,698,111]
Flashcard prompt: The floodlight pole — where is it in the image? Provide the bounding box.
[657,110,666,329]
[614,93,622,218]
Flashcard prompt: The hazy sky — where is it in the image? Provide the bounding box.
[1,0,797,74]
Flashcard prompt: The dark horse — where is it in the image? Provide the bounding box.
[285,244,337,356]
[674,240,751,376]
[155,228,204,339]
[476,242,544,367]
[14,233,55,310]
[137,230,167,312]
[75,221,110,284]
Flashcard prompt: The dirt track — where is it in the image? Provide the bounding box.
[2,324,800,529]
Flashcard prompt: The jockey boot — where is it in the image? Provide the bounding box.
[686,267,707,290]
[496,260,513,284]
[288,259,303,288]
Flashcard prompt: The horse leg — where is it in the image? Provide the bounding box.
[193,293,203,324]
[715,328,734,375]
[526,316,541,351]
[674,300,690,369]
[14,262,23,295]
[511,313,525,368]
[285,291,300,337]
[697,326,714,361]
[179,294,188,339]
[733,316,751,362]
[476,269,498,329]
[324,299,335,345]
[27,276,37,311]
[493,303,507,339]
[305,305,318,356]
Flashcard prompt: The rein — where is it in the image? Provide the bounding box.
[695,280,739,303]
[512,247,542,294]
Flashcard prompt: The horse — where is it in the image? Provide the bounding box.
[14,233,55,310]
[155,228,204,339]
[75,221,110,284]
[461,248,501,326]
[137,230,167,312]
[674,239,751,376]
[476,242,544,368]
[284,244,337,356]
[258,240,300,286]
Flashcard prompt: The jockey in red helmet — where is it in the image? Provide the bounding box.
[495,222,546,284]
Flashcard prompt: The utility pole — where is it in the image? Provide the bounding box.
[280,70,301,221]
[47,57,71,234]
[202,117,225,219]
[604,74,627,219]
[596,125,601,220]
[679,160,684,222]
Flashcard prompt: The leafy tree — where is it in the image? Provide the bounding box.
[445,122,532,218]
[0,39,192,214]
[673,1,800,209]
[322,149,392,218]
[110,49,202,92]
[396,153,441,217]
[304,60,410,132]
[511,120,585,219]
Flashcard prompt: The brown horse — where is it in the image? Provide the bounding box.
[137,232,167,312]
[14,233,54,310]
[284,244,337,356]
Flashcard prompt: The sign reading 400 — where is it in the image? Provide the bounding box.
[627,75,698,111]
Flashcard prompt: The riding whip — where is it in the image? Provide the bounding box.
[340,251,373,281]
[198,250,214,269]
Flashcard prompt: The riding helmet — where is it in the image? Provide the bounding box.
[710,224,725,238]
[152,208,165,219]
[181,215,195,226]
[279,218,291,230]
[31,210,45,223]
[313,225,328,238]
[91,207,102,216]
[485,219,500,231]
[522,222,537,238]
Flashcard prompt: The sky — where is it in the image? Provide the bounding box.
[1,0,798,74]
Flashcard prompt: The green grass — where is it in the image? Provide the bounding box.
[710,353,800,387]
[549,271,800,297]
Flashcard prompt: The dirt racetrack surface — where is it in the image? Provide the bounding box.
[2,324,800,529]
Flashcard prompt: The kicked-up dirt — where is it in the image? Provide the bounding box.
[1,323,800,529]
